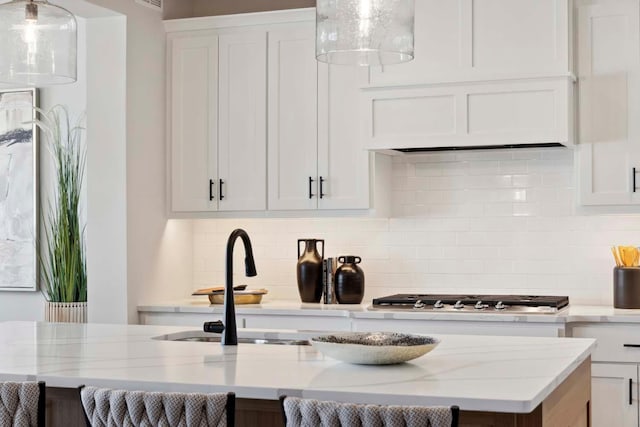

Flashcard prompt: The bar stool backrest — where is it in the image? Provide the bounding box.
[78,386,235,427]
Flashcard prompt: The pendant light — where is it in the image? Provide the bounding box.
[316,0,415,66]
[0,0,77,86]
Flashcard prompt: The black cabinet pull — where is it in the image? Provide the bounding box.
[319,176,325,199]
[308,177,315,199]
[219,179,225,200]
[634,168,638,193]
[209,179,215,200]
[630,378,633,405]
[623,344,640,348]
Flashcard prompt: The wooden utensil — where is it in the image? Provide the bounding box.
[612,246,622,267]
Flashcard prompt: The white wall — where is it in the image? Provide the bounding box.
[80,0,192,323]
[0,18,88,321]
[84,15,127,323]
[188,148,640,306]
[0,0,193,323]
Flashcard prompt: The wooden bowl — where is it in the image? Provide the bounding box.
[208,289,268,305]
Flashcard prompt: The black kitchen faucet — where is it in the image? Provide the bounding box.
[203,229,257,345]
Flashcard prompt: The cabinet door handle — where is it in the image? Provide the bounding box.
[630,378,633,405]
[623,344,640,348]
[219,179,225,200]
[319,176,325,199]
[209,179,215,200]
[634,168,638,193]
[308,177,315,199]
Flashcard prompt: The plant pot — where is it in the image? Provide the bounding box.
[45,301,87,323]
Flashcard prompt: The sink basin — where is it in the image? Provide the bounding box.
[152,330,310,346]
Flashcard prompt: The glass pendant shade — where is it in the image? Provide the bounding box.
[316,0,415,66]
[0,0,77,86]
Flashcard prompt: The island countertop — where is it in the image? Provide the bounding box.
[0,321,594,414]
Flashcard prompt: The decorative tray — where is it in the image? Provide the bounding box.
[311,332,439,365]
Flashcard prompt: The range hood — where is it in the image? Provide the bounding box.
[361,77,575,153]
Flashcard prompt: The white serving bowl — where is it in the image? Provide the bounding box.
[311,332,439,365]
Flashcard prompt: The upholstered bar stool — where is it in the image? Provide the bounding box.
[78,385,235,427]
[0,381,46,427]
[279,396,459,427]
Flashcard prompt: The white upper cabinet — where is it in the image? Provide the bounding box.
[267,22,371,211]
[267,24,319,210]
[166,10,373,215]
[169,35,218,212]
[318,64,370,210]
[364,0,571,87]
[167,28,267,213]
[576,1,640,206]
[360,0,575,151]
[218,31,267,211]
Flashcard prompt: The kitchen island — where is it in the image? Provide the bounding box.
[0,321,594,426]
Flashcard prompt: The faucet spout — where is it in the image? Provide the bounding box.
[222,228,257,345]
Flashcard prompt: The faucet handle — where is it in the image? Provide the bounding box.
[203,321,225,334]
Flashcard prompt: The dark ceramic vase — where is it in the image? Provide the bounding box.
[296,239,324,303]
[335,256,365,304]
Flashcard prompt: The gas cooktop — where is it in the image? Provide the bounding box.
[371,294,569,314]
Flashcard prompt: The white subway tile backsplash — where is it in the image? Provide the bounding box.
[455,150,514,161]
[512,174,543,188]
[466,175,513,189]
[191,149,637,306]
[483,203,513,217]
[541,172,574,188]
[429,203,485,218]
[418,218,470,232]
[513,148,547,160]
[500,159,529,174]
[471,274,528,289]
[512,202,540,217]
[469,217,527,231]
[405,152,456,163]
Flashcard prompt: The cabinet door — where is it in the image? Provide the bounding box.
[218,31,267,211]
[591,363,638,427]
[366,0,570,87]
[577,2,640,205]
[169,35,218,212]
[317,64,370,210]
[267,24,318,210]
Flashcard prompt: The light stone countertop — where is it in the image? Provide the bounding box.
[0,321,594,413]
[137,300,640,324]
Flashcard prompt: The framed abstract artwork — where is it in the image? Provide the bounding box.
[0,88,38,291]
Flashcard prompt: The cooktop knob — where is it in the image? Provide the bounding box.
[413,300,425,309]
[495,301,506,310]
[453,300,464,310]
[433,300,444,309]
[474,301,488,310]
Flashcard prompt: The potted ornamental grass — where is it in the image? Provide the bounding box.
[36,105,87,322]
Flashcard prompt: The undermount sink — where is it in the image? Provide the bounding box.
[152,330,310,346]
